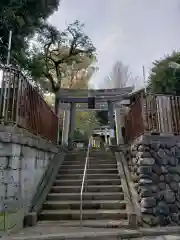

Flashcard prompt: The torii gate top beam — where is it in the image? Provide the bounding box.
[60,96,126,103]
[57,87,133,103]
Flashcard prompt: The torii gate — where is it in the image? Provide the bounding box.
[56,87,133,146]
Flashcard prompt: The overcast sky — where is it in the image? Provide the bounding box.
[48,0,180,89]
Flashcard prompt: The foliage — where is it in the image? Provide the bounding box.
[58,128,88,144]
[149,51,180,95]
[60,65,99,137]
[27,21,96,94]
[61,64,97,89]
[42,40,98,136]
[69,66,99,137]
[96,111,108,125]
[73,129,89,145]
[0,0,60,66]
[75,111,100,137]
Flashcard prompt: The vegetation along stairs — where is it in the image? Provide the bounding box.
[38,150,133,228]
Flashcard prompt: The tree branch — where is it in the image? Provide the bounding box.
[44,72,58,92]
[43,40,59,93]
[55,62,62,89]
[54,47,93,66]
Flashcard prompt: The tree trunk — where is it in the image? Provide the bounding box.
[54,94,59,115]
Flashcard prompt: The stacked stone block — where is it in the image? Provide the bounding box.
[126,135,180,227]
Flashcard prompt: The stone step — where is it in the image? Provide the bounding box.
[50,185,123,193]
[37,219,129,228]
[63,159,116,165]
[87,168,118,174]
[43,200,126,210]
[90,154,114,158]
[59,168,118,174]
[88,168,118,174]
[61,162,116,168]
[47,192,124,201]
[53,178,121,186]
[66,154,86,158]
[39,209,127,221]
[62,161,85,166]
[89,158,116,162]
[59,169,84,174]
[61,163,117,169]
[56,173,120,180]
[65,159,86,163]
[66,155,115,159]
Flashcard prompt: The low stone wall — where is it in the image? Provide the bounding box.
[126,135,180,227]
[0,126,60,233]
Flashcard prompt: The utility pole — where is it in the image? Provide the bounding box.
[142,65,147,94]
[7,30,12,65]
[2,30,12,123]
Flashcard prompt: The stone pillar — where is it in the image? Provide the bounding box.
[68,102,76,146]
[108,101,116,145]
[108,101,114,129]
[115,107,124,145]
[104,128,108,145]
[62,108,70,146]
[108,136,111,145]
[90,137,94,146]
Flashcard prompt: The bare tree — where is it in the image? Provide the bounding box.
[102,61,136,89]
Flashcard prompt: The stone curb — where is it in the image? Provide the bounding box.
[3,226,180,240]
[0,126,60,153]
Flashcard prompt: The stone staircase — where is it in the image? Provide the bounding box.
[38,150,128,227]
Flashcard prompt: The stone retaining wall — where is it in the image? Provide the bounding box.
[126,135,180,227]
[0,126,60,233]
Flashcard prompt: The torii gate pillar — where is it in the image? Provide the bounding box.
[108,101,116,144]
[68,102,76,146]
[108,101,114,129]
[62,108,70,145]
[115,107,124,145]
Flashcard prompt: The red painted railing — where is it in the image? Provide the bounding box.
[0,65,58,142]
[124,97,144,142]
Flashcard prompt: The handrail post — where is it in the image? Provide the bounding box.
[80,137,92,226]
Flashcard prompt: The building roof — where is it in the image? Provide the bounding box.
[128,87,145,97]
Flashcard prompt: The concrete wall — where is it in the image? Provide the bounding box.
[0,126,59,234]
[126,135,180,227]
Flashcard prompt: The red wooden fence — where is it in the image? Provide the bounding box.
[0,65,58,142]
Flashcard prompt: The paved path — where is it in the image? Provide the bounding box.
[139,237,180,240]
[2,225,180,239]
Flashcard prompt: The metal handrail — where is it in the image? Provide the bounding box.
[80,137,92,226]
